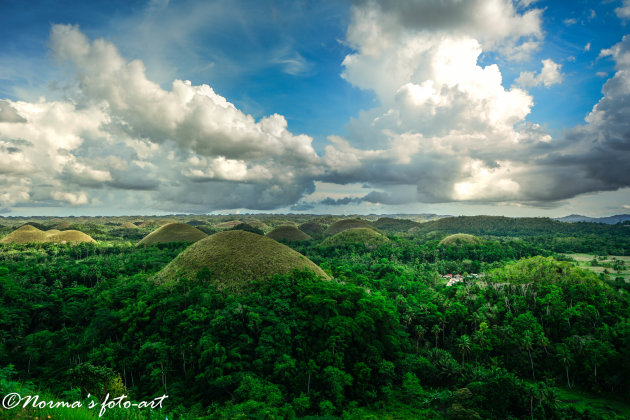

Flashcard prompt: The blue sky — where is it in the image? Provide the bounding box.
[0,0,629,216]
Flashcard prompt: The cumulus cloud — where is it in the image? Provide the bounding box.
[543,35,630,196]
[0,24,323,211]
[321,0,543,203]
[0,101,26,123]
[319,0,629,207]
[1,5,629,213]
[515,59,564,88]
[616,0,630,19]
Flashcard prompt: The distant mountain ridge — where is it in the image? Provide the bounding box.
[554,214,630,224]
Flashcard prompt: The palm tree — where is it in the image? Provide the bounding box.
[458,335,472,365]
[521,331,536,380]
[414,325,425,353]
[557,344,573,388]
[432,324,442,348]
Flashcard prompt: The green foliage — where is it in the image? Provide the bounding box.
[1,215,630,418]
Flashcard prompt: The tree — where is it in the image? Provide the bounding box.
[457,335,471,365]
[556,344,573,388]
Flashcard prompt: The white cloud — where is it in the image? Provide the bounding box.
[51,191,89,206]
[563,18,577,26]
[0,101,26,123]
[320,1,630,206]
[320,0,545,203]
[0,25,324,211]
[516,0,540,7]
[616,0,630,19]
[584,42,591,52]
[515,59,563,88]
[1,6,629,213]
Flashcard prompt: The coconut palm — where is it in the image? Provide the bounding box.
[457,334,472,364]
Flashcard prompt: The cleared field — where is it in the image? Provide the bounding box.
[566,253,630,281]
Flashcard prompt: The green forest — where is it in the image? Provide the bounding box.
[1,215,629,419]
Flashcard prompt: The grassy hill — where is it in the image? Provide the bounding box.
[321,227,389,248]
[243,219,271,232]
[413,215,626,236]
[137,223,208,246]
[215,220,243,229]
[155,230,329,290]
[298,222,325,237]
[372,217,421,233]
[438,233,481,246]
[324,218,373,236]
[266,225,312,241]
[0,225,95,244]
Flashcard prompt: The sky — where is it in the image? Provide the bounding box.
[0,0,629,217]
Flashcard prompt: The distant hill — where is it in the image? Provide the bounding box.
[137,223,207,246]
[412,215,630,237]
[372,217,421,233]
[321,228,389,248]
[1,225,95,244]
[438,233,481,246]
[298,222,325,237]
[324,218,374,236]
[215,220,243,229]
[266,225,311,241]
[554,214,630,224]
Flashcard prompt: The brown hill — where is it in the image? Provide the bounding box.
[266,225,312,241]
[321,227,389,249]
[155,230,329,291]
[438,233,481,246]
[47,230,96,243]
[0,225,95,244]
[323,218,374,236]
[215,220,243,229]
[137,223,208,246]
[298,222,325,237]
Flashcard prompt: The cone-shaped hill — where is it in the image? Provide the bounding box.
[139,218,178,228]
[321,227,389,248]
[137,223,208,246]
[372,217,421,233]
[155,230,329,290]
[215,220,243,229]
[298,222,325,237]
[54,221,75,230]
[266,225,311,241]
[48,230,96,243]
[1,225,49,243]
[438,233,481,246]
[244,219,271,232]
[323,218,374,236]
[0,225,95,244]
[120,222,138,229]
